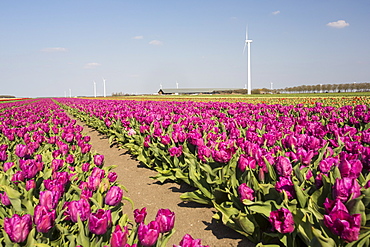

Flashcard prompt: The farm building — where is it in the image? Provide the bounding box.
[158,88,244,95]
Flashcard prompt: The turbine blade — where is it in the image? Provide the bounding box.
[243,42,247,54]
[245,25,248,40]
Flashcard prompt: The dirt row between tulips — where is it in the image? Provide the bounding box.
[74,118,253,247]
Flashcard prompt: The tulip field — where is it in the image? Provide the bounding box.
[1,96,370,247]
[0,99,205,247]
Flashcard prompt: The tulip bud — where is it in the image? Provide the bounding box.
[89,209,112,235]
[4,214,32,243]
[108,172,118,182]
[134,207,147,224]
[155,208,175,233]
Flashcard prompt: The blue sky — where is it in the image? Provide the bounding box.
[1,1,369,97]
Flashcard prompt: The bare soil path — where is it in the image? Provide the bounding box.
[77,119,253,247]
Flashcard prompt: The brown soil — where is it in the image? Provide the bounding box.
[78,120,254,247]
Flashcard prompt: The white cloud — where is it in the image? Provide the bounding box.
[84,63,101,69]
[133,35,144,39]
[272,10,280,15]
[41,47,68,52]
[149,40,163,46]
[326,20,349,28]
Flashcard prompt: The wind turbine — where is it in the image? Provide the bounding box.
[93,81,97,97]
[102,78,106,97]
[243,26,253,95]
[176,81,179,89]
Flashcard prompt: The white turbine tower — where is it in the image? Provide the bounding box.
[176,81,179,89]
[243,26,253,95]
[93,81,97,97]
[102,78,106,97]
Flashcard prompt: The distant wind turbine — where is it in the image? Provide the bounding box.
[69,88,72,98]
[270,82,273,90]
[102,78,106,97]
[160,83,163,89]
[243,26,253,95]
[93,81,97,97]
[176,81,179,89]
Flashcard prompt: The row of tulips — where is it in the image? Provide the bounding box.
[0,99,208,247]
[56,97,370,247]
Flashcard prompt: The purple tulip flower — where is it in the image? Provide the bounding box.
[26,180,36,191]
[51,159,64,172]
[155,208,175,233]
[108,172,118,182]
[168,146,183,157]
[66,199,91,222]
[89,209,112,235]
[4,214,32,243]
[323,199,361,242]
[275,156,292,177]
[332,177,361,202]
[88,175,101,191]
[15,144,28,158]
[269,208,295,233]
[138,221,160,247]
[0,192,11,206]
[0,150,8,161]
[19,159,39,179]
[238,154,256,171]
[94,155,105,166]
[134,207,147,224]
[238,183,255,202]
[338,154,363,179]
[105,186,123,206]
[82,163,90,172]
[174,234,209,247]
[319,157,339,173]
[275,176,296,199]
[111,225,129,247]
[39,190,59,210]
[34,205,56,233]
[3,162,14,172]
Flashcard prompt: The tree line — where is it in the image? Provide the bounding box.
[215,82,369,95]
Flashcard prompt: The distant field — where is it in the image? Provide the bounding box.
[0,98,31,103]
[87,92,370,106]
